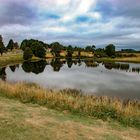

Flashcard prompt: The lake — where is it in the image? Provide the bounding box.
[0,59,140,100]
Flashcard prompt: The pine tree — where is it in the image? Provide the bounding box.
[7,39,14,51]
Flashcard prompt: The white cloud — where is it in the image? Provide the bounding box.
[89,12,102,19]
[60,0,97,22]
[0,24,30,34]
[43,26,67,33]
[0,0,140,49]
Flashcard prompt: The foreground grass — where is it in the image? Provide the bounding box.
[0,96,140,140]
[0,81,139,129]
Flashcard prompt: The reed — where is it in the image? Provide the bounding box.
[0,81,139,128]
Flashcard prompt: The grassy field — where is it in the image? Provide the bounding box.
[96,53,140,63]
[0,96,140,140]
[0,81,139,129]
[46,51,94,58]
[115,55,140,63]
[0,52,23,67]
[0,51,41,68]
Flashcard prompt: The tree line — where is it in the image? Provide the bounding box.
[0,35,19,55]
[0,34,117,59]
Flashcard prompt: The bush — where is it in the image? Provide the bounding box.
[21,39,46,58]
[33,44,46,58]
[105,44,116,57]
[23,47,33,60]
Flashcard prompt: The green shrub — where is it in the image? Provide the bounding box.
[23,47,33,60]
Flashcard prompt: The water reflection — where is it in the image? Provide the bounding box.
[132,67,140,73]
[1,59,140,75]
[0,67,6,81]
[22,60,47,74]
[50,59,63,72]
[9,65,16,72]
[84,60,98,67]
[67,58,73,68]
[103,62,130,71]
[0,59,140,100]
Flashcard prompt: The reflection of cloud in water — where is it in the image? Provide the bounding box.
[4,60,140,100]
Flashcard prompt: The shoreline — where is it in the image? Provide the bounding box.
[0,53,42,68]
[1,51,140,68]
[95,57,140,64]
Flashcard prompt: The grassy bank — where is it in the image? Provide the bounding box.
[0,96,140,140]
[0,53,23,67]
[0,52,41,68]
[96,57,140,63]
[95,53,140,63]
[0,81,139,129]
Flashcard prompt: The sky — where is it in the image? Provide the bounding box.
[0,0,140,49]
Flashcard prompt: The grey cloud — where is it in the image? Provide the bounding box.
[0,1,37,26]
[0,0,140,50]
[96,0,140,19]
[114,0,140,18]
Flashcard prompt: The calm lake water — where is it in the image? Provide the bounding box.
[0,59,140,100]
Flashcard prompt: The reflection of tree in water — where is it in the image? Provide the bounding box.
[72,59,83,66]
[9,65,16,72]
[9,64,19,72]
[104,62,113,70]
[0,67,6,81]
[73,60,78,65]
[78,59,82,66]
[132,67,140,73]
[103,62,130,71]
[16,64,19,68]
[67,58,73,68]
[22,60,47,74]
[84,60,98,68]
[51,59,63,72]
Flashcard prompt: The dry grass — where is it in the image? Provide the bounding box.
[115,56,140,63]
[0,81,139,129]
[73,51,94,57]
[45,51,94,58]
[46,52,54,58]
[0,96,140,140]
[96,53,140,63]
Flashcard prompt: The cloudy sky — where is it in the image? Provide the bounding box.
[0,0,140,49]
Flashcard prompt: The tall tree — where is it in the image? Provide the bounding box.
[85,45,96,53]
[50,42,62,57]
[32,42,46,58]
[20,39,28,50]
[105,44,116,57]
[67,45,73,58]
[7,39,14,51]
[0,35,5,55]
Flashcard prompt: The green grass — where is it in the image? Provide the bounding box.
[0,96,140,140]
[0,81,139,129]
[0,53,23,67]
[0,51,41,68]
